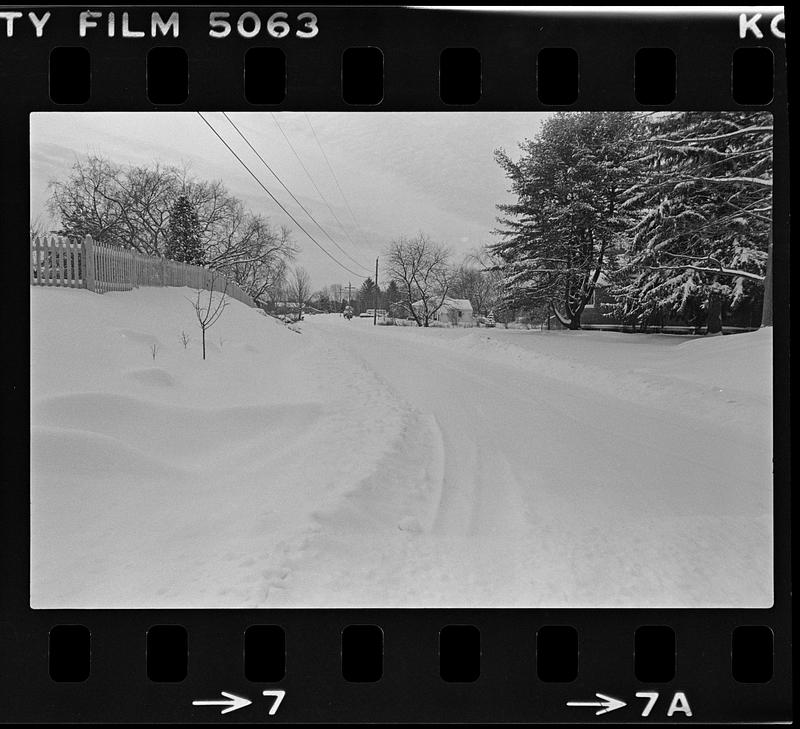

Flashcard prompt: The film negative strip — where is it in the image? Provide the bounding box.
[1,4,790,724]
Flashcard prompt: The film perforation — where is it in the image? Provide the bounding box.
[243,624,286,682]
[48,46,90,104]
[439,47,482,105]
[146,46,188,104]
[536,625,579,682]
[244,47,287,105]
[536,47,580,106]
[341,47,384,106]
[730,625,774,683]
[439,625,481,682]
[44,621,779,682]
[146,624,189,682]
[633,625,676,683]
[48,624,91,682]
[39,617,784,719]
[44,47,781,110]
[341,624,384,682]
[634,47,677,104]
[732,46,775,104]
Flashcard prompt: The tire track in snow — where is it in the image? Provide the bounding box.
[282,317,772,607]
[259,410,448,606]
[256,322,444,604]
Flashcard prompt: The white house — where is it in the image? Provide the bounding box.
[412,297,474,325]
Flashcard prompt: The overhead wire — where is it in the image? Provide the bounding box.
[222,112,372,275]
[270,113,364,254]
[304,113,371,243]
[196,111,367,279]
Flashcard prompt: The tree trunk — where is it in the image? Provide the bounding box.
[568,291,593,331]
[706,286,723,335]
[408,299,422,327]
[567,299,583,329]
[202,328,206,359]
[761,237,773,327]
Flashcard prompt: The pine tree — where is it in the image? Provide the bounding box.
[609,112,772,333]
[384,280,402,315]
[491,112,641,329]
[314,292,331,312]
[359,277,376,310]
[166,194,204,265]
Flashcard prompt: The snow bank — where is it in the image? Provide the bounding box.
[364,323,772,438]
[30,287,429,608]
[30,295,773,608]
[290,315,773,608]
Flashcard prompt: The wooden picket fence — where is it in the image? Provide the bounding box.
[30,234,255,308]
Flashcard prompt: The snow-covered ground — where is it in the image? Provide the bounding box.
[30,288,773,608]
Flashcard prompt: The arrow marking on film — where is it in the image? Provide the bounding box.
[566,692,627,715]
[192,691,252,715]
[263,689,286,716]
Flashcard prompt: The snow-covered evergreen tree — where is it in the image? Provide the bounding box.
[358,277,377,312]
[491,112,641,329]
[315,291,331,312]
[384,280,401,313]
[609,112,772,333]
[166,194,204,265]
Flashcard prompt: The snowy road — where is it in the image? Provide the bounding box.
[30,291,772,609]
[267,317,773,607]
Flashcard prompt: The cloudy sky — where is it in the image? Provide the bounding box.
[31,112,549,287]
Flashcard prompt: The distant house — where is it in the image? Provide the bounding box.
[265,300,307,321]
[387,300,409,318]
[577,271,615,327]
[412,297,474,326]
[272,300,302,312]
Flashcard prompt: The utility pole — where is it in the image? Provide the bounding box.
[373,257,379,326]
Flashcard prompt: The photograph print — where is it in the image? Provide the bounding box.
[29,111,773,608]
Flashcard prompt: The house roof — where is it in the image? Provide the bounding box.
[442,298,473,311]
[587,271,611,287]
[412,297,473,312]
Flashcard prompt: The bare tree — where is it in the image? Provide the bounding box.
[451,247,505,318]
[384,233,452,327]
[180,331,191,349]
[288,266,312,321]
[204,202,297,305]
[189,272,229,360]
[48,155,129,245]
[30,216,50,240]
[47,155,297,302]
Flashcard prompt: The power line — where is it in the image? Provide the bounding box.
[222,112,372,275]
[271,113,363,255]
[196,112,367,280]
[304,113,370,242]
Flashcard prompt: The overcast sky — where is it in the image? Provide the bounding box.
[30,112,549,287]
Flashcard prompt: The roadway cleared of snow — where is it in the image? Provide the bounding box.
[30,289,772,608]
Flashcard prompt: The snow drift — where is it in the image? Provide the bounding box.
[30,288,427,607]
[30,290,773,608]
